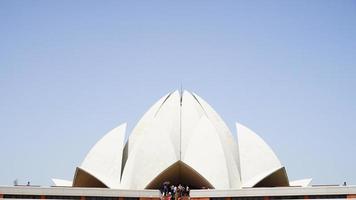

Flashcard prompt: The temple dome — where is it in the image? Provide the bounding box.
[53,90,293,189]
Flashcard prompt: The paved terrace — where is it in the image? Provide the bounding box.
[1,185,356,199]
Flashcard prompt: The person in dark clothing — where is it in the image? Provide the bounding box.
[162,181,170,196]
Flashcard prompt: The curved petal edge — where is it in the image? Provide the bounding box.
[237,122,288,187]
[75,123,127,188]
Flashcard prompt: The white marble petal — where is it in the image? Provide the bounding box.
[79,123,126,189]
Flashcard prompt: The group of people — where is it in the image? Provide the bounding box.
[161,182,190,199]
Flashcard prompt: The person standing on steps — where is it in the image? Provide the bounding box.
[170,185,175,200]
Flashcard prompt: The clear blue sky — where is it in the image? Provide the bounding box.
[1,0,356,186]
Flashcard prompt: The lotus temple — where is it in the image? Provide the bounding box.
[1,90,355,199]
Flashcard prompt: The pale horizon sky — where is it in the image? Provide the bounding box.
[1,0,356,187]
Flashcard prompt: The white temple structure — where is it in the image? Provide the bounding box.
[53,90,311,189]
